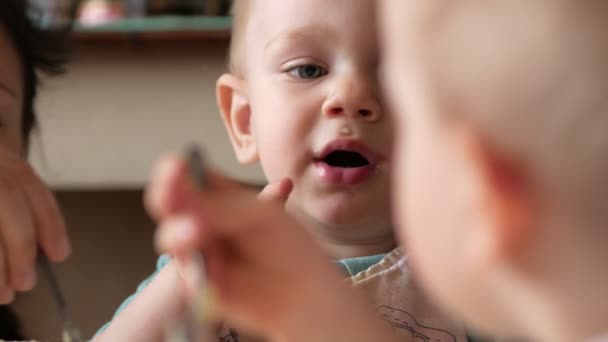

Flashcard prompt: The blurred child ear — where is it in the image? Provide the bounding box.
[459,128,534,268]
[217,73,259,164]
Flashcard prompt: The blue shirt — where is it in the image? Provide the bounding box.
[96,253,387,336]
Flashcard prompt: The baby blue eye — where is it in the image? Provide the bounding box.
[289,64,328,79]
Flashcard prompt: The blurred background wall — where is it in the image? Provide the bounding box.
[9,2,265,340]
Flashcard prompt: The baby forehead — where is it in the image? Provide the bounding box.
[246,0,377,50]
[247,0,377,39]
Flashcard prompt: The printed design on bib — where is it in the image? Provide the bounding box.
[377,306,458,342]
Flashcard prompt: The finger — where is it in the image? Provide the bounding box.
[147,154,251,220]
[0,187,37,292]
[154,198,267,266]
[197,193,310,267]
[20,164,70,262]
[0,238,14,303]
[0,286,15,304]
[155,216,203,256]
[145,155,191,220]
[156,217,228,304]
[257,178,294,205]
[151,162,307,263]
[154,177,281,245]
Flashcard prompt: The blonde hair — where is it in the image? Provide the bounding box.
[228,0,252,76]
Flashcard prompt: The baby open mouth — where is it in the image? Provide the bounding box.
[322,150,371,168]
[313,141,379,185]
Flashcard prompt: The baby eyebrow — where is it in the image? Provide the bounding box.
[264,25,334,53]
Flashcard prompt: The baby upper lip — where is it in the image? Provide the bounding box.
[315,139,383,165]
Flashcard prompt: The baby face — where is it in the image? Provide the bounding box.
[239,0,393,232]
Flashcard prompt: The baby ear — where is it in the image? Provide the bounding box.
[459,128,534,268]
[217,74,259,164]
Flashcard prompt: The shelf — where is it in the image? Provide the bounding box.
[74,16,231,41]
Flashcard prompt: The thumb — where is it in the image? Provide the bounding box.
[257,178,293,206]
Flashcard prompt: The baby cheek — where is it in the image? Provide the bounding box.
[392,140,411,238]
[256,135,306,183]
[396,130,437,247]
[257,137,290,180]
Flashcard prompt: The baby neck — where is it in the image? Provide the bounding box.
[317,231,396,260]
[290,208,396,260]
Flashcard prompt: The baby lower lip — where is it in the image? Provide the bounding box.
[313,161,374,185]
